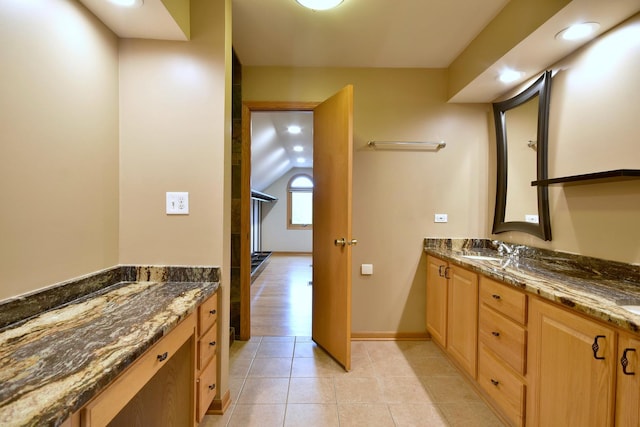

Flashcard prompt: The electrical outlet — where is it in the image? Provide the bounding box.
[525,214,539,223]
[434,214,448,223]
[166,192,189,215]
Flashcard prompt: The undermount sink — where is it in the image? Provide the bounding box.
[462,255,503,262]
[616,299,640,315]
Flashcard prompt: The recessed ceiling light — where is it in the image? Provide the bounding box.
[498,69,524,84]
[555,22,600,41]
[287,125,302,134]
[108,0,143,7]
[293,146,304,152]
[295,0,344,11]
[297,157,306,163]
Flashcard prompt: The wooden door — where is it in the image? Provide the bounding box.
[312,85,354,371]
[447,265,478,377]
[426,255,448,347]
[527,298,616,427]
[616,332,640,427]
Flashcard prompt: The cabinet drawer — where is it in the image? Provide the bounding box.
[82,313,196,427]
[478,342,525,427]
[197,356,217,422]
[479,304,527,375]
[480,277,526,324]
[198,293,218,337]
[198,319,218,370]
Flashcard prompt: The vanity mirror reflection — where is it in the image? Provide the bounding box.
[492,70,552,241]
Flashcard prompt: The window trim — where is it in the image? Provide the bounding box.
[287,174,313,230]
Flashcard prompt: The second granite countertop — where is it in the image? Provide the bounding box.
[0,272,219,427]
[424,238,640,334]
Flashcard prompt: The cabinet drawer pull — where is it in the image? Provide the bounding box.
[490,379,499,386]
[208,384,216,390]
[438,265,445,277]
[209,340,217,347]
[209,309,217,315]
[592,335,606,360]
[444,267,451,279]
[621,348,636,375]
[491,294,501,300]
[157,352,168,362]
[491,331,500,337]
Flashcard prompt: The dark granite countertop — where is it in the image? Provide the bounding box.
[424,238,640,334]
[0,266,220,427]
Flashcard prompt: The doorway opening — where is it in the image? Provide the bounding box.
[239,102,318,341]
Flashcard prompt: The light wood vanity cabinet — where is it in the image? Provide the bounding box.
[477,277,527,426]
[615,332,640,427]
[527,298,616,427]
[196,292,218,422]
[426,255,478,378]
[426,255,448,347]
[69,291,219,427]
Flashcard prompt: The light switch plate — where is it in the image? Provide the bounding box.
[166,192,189,215]
[434,213,448,223]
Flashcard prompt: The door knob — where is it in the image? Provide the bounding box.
[334,238,358,247]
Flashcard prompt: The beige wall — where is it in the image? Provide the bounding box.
[244,68,491,334]
[119,0,232,395]
[261,167,313,252]
[496,14,640,264]
[0,0,120,300]
[0,0,232,399]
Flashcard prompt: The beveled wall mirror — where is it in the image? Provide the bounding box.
[492,70,552,241]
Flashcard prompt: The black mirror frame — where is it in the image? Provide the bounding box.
[492,70,552,241]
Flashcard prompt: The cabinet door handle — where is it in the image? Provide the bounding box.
[490,379,499,386]
[438,265,445,277]
[209,309,217,315]
[444,267,451,279]
[592,335,606,360]
[208,384,216,390]
[491,331,500,337]
[621,348,636,375]
[491,294,501,300]
[157,352,169,362]
[209,340,217,347]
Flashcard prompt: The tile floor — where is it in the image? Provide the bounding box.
[201,336,505,427]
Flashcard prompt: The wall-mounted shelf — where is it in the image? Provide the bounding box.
[532,169,640,186]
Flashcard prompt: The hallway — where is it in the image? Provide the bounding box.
[250,253,312,337]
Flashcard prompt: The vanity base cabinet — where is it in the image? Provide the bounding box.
[478,342,525,427]
[477,277,527,426]
[616,332,640,427]
[426,255,478,378]
[426,255,448,347]
[527,298,616,427]
[446,265,478,378]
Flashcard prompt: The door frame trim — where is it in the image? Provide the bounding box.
[239,101,319,340]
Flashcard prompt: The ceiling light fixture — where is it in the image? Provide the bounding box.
[295,0,344,11]
[498,69,524,84]
[555,22,600,41]
[108,0,144,8]
[287,125,302,134]
[293,146,304,152]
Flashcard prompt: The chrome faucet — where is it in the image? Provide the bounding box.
[492,240,513,256]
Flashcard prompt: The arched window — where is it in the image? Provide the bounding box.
[287,174,313,230]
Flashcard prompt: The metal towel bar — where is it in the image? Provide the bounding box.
[367,141,446,150]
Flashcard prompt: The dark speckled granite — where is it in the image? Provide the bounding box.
[0,265,220,331]
[425,238,640,333]
[0,265,220,426]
